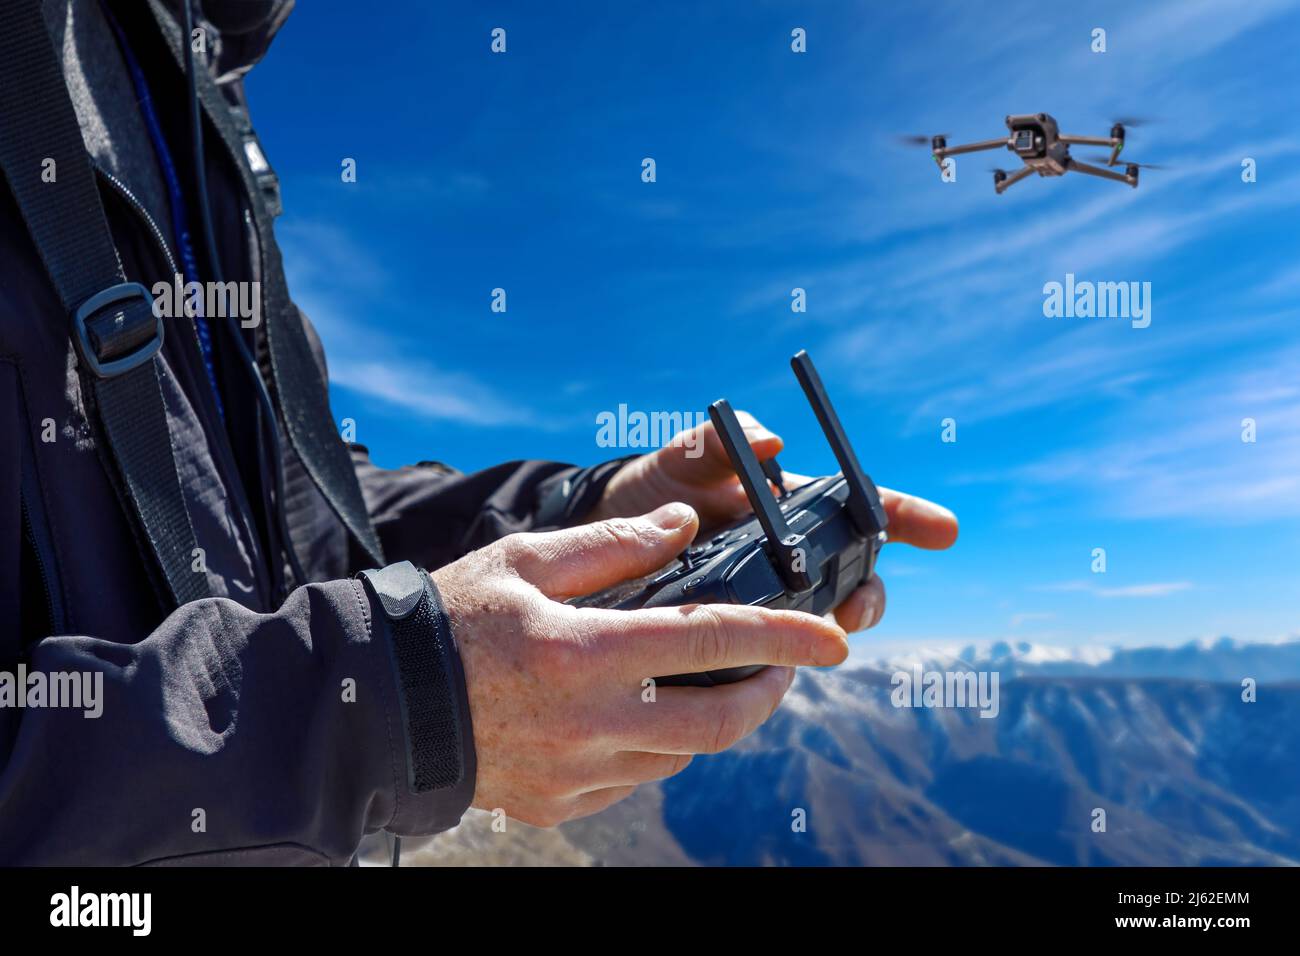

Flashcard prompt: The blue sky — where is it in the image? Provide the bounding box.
[247,0,1300,652]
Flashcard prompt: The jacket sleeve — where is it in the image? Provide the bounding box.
[0,567,472,866]
[352,446,634,572]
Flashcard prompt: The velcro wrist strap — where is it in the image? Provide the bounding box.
[359,562,475,797]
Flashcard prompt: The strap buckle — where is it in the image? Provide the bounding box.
[72,281,163,378]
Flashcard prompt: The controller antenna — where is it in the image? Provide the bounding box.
[760,457,787,497]
[709,400,816,594]
[790,351,889,538]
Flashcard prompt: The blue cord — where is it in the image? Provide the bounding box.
[99,0,226,421]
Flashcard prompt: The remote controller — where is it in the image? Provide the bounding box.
[570,350,890,687]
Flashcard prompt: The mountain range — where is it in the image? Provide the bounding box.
[386,636,1300,866]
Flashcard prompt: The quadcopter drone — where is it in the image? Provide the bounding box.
[905,113,1164,194]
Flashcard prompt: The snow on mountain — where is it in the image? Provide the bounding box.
[850,634,1300,682]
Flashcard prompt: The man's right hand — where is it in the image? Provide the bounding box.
[431,502,849,828]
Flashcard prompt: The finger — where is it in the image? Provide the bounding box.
[516,503,699,599]
[718,465,805,521]
[779,479,958,549]
[780,470,814,491]
[580,752,694,791]
[567,785,638,821]
[878,487,959,550]
[585,602,848,678]
[831,575,886,632]
[612,665,797,755]
[656,410,784,485]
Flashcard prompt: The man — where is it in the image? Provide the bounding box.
[0,0,956,865]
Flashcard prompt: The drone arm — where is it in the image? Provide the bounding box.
[1060,133,1123,166]
[1058,134,1116,147]
[935,137,1011,159]
[1068,158,1137,187]
[993,165,1034,194]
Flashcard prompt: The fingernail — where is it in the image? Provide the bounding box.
[647,501,695,530]
[919,499,956,522]
[860,602,881,631]
[815,632,849,666]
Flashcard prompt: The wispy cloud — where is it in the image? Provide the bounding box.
[1074,0,1300,72]
[1036,581,1193,599]
[277,219,537,427]
[327,359,536,427]
[979,344,1300,521]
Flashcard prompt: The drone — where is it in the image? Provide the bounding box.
[904,113,1165,194]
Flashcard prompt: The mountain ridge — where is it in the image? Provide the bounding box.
[389,636,1300,867]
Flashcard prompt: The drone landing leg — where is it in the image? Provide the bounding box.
[1068,158,1137,188]
[994,166,1034,194]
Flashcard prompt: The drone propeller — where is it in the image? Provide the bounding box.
[896,133,950,147]
[1111,116,1154,128]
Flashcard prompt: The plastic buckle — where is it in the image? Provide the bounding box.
[71,282,163,378]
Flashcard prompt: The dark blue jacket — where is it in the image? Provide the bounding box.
[0,0,621,864]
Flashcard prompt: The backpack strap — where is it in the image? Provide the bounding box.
[0,0,210,607]
[145,0,386,568]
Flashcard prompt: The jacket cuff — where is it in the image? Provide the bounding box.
[534,455,639,528]
[357,561,476,834]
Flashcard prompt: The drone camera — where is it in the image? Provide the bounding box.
[1012,128,1039,156]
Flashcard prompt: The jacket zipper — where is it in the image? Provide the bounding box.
[20,495,61,637]
[94,166,179,275]
[92,164,273,607]
[16,388,66,636]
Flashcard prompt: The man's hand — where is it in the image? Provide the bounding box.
[589,413,959,633]
[432,503,848,828]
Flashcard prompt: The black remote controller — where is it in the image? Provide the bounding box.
[570,351,889,687]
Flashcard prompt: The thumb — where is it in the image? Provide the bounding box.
[517,502,699,600]
[658,410,783,485]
